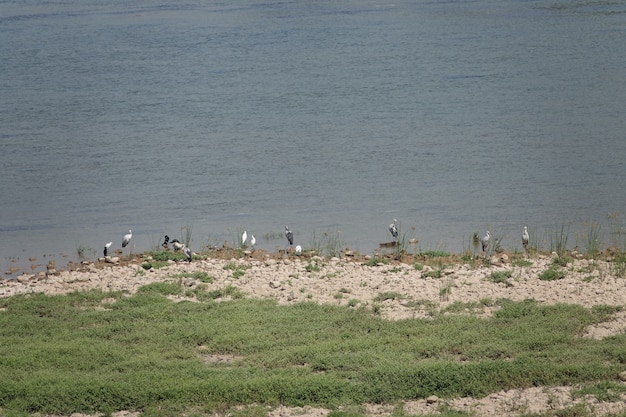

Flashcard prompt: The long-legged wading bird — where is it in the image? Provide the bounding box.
[122,230,132,248]
[522,226,529,250]
[389,219,399,240]
[183,245,192,263]
[171,239,184,251]
[104,242,112,257]
[481,230,491,253]
[250,234,256,250]
[285,226,294,246]
[295,245,302,255]
[162,235,170,249]
[241,230,247,247]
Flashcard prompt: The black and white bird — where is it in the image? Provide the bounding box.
[171,239,184,251]
[481,230,491,253]
[162,235,170,249]
[285,226,294,246]
[183,245,192,263]
[522,226,529,250]
[241,230,247,247]
[389,219,399,240]
[122,230,132,248]
[104,242,112,257]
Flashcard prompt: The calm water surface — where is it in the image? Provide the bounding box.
[1,0,625,274]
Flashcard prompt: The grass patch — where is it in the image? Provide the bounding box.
[223,261,251,278]
[423,269,442,278]
[539,266,567,281]
[141,260,169,270]
[363,257,389,266]
[0,292,625,415]
[148,250,192,262]
[488,270,512,284]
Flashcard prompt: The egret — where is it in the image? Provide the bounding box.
[389,219,398,240]
[122,230,132,248]
[481,231,491,253]
[295,245,302,255]
[162,235,170,249]
[522,226,529,250]
[104,242,112,257]
[250,234,256,250]
[285,226,294,246]
[241,230,247,247]
[171,239,184,251]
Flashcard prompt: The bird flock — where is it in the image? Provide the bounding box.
[104,221,531,263]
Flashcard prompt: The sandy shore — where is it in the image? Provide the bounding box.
[3,249,626,417]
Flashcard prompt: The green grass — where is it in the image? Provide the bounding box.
[488,270,512,284]
[1,291,626,416]
[538,266,567,281]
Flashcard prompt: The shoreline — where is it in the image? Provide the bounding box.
[3,247,626,325]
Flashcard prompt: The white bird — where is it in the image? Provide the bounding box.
[481,230,491,253]
[183,245,192,263]
[250,234,256,249]
[285,226,294,246]
[171,239,184,251]
[295,245,302,255]
[104,242,112,257]
[122,230,132,248]
[241,230,247,247]
[389,219,398,239]
[522,226,529,250]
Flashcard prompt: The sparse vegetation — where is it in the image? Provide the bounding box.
[310,230,345,258]
[364,257,389,266]
[223,261,251,278]
[539,266,567,281]
[488,270,512,284]
[423,269,442,278]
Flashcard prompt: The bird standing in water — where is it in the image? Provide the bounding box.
[522,226,529,250]
[285,226,294,246]
[481,231,491,253]
[389,219,398,240]
[104,242,112,257]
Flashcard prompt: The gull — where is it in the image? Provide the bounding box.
[522,226,529,250]
[285,226,294,246]
[295,245,302,255]
[481,231,491,253]
[389,219,398,240]
[104,242,112,257]
[122,230,132,248]
[162,235,170,249]
[241,230,247,247]
[250,234,256,250]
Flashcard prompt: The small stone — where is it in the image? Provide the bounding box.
[619,371,626,382]
[17,274,33,283]
[269,280,282,289]
[500,253,509,262]
[426,395,439,404]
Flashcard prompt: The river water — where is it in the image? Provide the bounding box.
[1,0,625,274]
